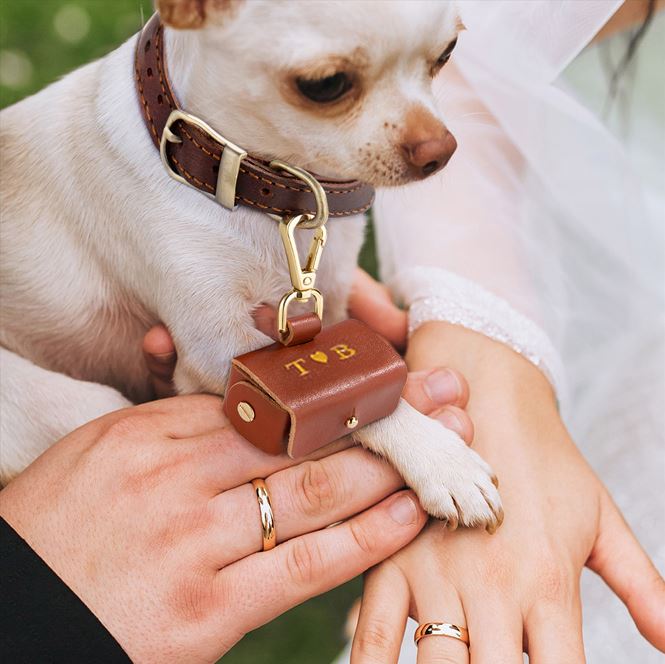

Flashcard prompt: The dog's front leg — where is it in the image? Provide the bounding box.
[164,303,270,396]
[353,398,503,530]
[0,348,131,484]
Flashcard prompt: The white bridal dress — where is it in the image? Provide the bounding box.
[335,0,664,661]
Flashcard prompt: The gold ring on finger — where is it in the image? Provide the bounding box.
[414,622,469,647]
[251,478,276,551]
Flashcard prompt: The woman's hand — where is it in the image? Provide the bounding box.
[1,353,474,663]
[349,321,665,663]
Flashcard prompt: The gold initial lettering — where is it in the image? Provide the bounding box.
[330,343,357,360]
[284,358,309,376]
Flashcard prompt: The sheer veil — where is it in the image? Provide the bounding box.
[376,0,662,389]
[367,0,664,660]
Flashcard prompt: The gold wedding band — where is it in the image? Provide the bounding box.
[414,622,470,647]
[251,478,276,551]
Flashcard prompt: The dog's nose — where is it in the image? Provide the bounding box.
[402,131,457,178]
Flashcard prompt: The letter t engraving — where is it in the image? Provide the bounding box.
[285,358,309,376]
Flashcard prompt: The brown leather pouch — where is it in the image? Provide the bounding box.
[224,317,407,458]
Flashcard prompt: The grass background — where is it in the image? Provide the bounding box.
[0,1,374,662]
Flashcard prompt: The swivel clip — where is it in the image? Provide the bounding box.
[268,161,329,339]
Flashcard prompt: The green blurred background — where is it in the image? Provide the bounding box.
[0,0,148,107]
[0,1,367,662]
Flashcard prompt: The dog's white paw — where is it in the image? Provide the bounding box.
[403,419,503,532]
[354,399,503,532]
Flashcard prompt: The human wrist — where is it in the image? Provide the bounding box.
[390,267,566,399]
[406,322,563,445]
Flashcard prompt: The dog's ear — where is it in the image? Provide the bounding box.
[155,0,243,30]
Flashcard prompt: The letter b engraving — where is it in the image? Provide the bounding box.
[330,344,356,360]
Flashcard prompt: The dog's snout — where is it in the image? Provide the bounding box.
[399,106,457,180]
[402,131,457,178]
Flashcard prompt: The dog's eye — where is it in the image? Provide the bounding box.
[296,72,353,103]
[432,38,458,74]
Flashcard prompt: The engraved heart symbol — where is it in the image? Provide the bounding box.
[310,351,328,364]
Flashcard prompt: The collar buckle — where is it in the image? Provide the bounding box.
[160,109,247,210]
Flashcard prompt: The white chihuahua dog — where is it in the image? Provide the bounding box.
[0,0,502,529]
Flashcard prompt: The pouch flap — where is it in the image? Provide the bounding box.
[224,378,289,456]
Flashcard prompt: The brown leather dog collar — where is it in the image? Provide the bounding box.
[134,13,374,218]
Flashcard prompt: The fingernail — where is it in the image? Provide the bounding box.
[424,369,461,404]
[388,493,418,525]
[151,352,175,365]
[434,408,464,435]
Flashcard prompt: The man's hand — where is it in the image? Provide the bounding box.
[1,394,434,664]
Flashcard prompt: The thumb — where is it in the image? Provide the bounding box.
[348,268,407,350]
[142,324,177,398]
[586,488,665,651]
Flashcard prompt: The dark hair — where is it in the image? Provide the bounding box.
[606,0,657,103]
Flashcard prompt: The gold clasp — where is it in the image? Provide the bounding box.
[270,161,329,338]
[277,215,327,336]
[279,214,327,293]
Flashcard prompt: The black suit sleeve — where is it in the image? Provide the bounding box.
[0,517,132,663]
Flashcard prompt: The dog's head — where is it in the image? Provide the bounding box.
[157,0,461,186]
